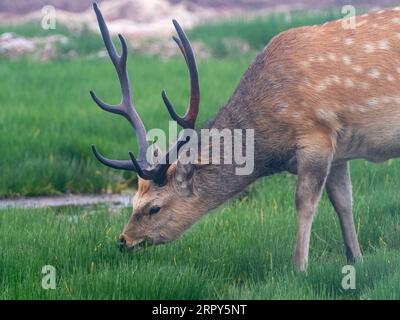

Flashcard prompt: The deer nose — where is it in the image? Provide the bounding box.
[117,236,126,252]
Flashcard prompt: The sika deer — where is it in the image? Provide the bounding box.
[90,3,400,271]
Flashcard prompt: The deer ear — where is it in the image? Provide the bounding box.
[174,161,195,193]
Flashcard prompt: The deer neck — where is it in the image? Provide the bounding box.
[191,99,291,213]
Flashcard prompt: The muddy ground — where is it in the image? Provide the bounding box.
[0,194,131,209]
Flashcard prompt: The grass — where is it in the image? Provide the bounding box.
[1,160,400,299]
[189,9,347,57]
[0,22,104,56]
[0,22,72,38]
[0,54,253,196]
[0,9,352,197]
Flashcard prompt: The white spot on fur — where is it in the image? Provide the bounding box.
[352,65,363,73]
[344,38,354,46]
[387,74,395,82]
[315,83,327,92]
[344,78,354,88]
[359,82,370,89]
[308,55,317,62]
[378,40,390,50]
[317,75,341,90]
[367,97,380,107]
[363,43,376,53]
[342,55,352,65]
[330,75,341,84]
[327,52,337,61]
[392,18,400,24]
[303,79,312,87]
[368,68,381,79]
[396,67,400,74]
[358,106,368,113]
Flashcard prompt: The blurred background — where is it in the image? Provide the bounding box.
[2,0,400,61]
[1,0,399,197]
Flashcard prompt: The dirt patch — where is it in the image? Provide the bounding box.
[0,194,131,209]
[0,32,68,59]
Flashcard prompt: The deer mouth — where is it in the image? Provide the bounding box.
[117,237,151,252]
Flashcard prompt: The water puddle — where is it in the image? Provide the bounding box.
[0,194,132,210]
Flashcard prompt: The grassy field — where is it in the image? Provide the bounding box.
[0,54,252,196]
[189,9,345,57]
[1,162,400,299]
[0,9,350,197]
[1,9,400,299]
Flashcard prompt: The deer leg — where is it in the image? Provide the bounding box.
[294,147,332,271]
[326,162,362,263]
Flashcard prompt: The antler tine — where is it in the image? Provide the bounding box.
[172,36,187,62]
[92,145,135,171]
[90,3,149,173]
[162,20,200,129]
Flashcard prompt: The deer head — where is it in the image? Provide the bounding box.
[90,3,205,250]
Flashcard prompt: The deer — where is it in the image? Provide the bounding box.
[89,3,400,271]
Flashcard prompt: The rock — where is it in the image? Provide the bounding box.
[0,32,36,57]
[0,32,69,60]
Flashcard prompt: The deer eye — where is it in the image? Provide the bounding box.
[149,206,161,215]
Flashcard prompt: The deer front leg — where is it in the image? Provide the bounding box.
[326,162,362,263]
[294,147,333,271]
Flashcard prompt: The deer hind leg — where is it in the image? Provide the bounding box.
[326,162,362,263]
[294,137,333,271]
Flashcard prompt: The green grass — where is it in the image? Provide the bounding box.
[1,160,400,299]
[189,9,346,57]
[0,22,71,38]
[1,9,352,197]
[0,54,253,196]
[0,22,104,56]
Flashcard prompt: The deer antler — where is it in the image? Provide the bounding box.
[90,3,198,184]
[161,20,200,129]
